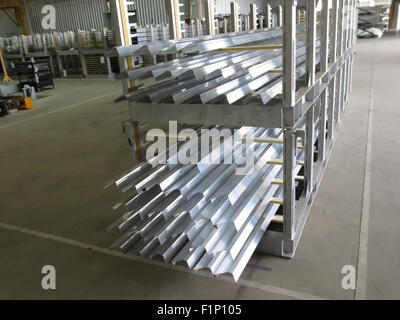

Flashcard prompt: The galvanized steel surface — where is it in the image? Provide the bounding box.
[134,0,170,25]
[23,0,304,34]
[25,0,109,33]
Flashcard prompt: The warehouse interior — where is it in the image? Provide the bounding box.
[0,0,399,300]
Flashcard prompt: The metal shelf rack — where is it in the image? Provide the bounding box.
[119,0,355,258]
[105,0,357,280]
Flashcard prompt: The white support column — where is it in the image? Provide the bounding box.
[327,80,335,142]
[348,0,356,97]
[347,1,352,49]
[282,1,297,242]
[339,0,345,117]
[352,0,357,46]
[223,18,228,33]
[343,0,351,103]
[230,2,240,32]
[321,0,329,75]
[277,5,283,27]
[390,0,400,30]
[110,0,137,93]
[283,128,296,242]
[338,0,345,56]
[319,88,328,162]
[109,0,144,162]
[305,104,315,195]
[328,0,338,139]
[110,0,137,46]
[343,3,349,62]
[250,3,257,30]
[204,0,215,35]
[283,1,296,108]
[165,0,182,40]
[306,0,316,90]
[266,4,272,28]
[304,0,316,196]
[319,0,329,164]
[335,0,344,122]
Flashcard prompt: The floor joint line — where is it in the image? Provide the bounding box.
[0,93,115,130]
[0,221,328,300]
[355,41,375,300]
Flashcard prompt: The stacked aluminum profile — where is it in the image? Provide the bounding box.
[78,30,109,75]
[115,25,313,107]
[107,25,309,281]
[107,126,304,281]
[1,36,22,54]
[135,25,171,44]
[107,0,357,281]
[0,30,118,77]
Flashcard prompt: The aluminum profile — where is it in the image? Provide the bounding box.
[106,23,325,281]
[106,25,307,57]
[118,40,321,106]
[107,125,306,281]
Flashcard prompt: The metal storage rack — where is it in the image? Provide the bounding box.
[269,0,358,258]
[0,36,25,76]
[22,34,59,76]
[106,0,357,280]
[51,31,83,77]
[78,29,116,77]
[14,58,55,92]
[1,30,120,78]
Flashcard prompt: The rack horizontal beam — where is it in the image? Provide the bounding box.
[128,102,283,128]
[214,45,283,52]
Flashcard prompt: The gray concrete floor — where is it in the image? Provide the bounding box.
[0,32,399,300]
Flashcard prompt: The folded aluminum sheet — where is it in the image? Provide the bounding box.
[121,40,320,106]
[106,25,307,57]
[107,125,306,281]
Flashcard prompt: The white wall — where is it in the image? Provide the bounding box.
[0,11,19,36]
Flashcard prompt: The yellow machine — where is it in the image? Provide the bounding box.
[0,96,32,117]
[12,96,32,109]
[0,47,12,82]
